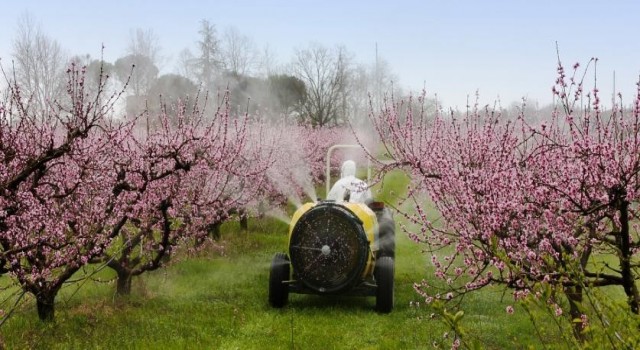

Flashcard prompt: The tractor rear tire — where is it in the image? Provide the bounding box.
[269,252,290,308]
[375,256,394,313]
[377,208,396,259]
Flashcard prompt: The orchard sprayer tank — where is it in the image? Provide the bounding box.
[268,145,396,313]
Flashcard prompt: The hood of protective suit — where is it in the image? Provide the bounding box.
[341,160,357,178]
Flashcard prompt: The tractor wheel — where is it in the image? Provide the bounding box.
[375,256,394,313]
[377,208,396,259]
[269,252,290,308]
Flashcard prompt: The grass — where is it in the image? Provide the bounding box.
[0,169,565,349]
[2,222,543,349]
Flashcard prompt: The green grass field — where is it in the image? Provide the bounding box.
[0,170,560,349]
[1,219,548,349]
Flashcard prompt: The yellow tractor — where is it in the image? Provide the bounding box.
[268,145,396,313]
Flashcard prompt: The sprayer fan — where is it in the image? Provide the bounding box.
[289,202,369,293]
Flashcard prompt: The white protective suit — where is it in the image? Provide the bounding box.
[326,160,372,203]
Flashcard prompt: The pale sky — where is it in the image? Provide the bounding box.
[1,0,639,109]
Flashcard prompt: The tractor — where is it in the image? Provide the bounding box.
[268,145,396,313]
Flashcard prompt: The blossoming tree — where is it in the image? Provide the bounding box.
[92,94,272,295]
[0,63,130,321]
[372,59,640,341]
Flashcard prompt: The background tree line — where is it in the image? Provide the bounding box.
[7,14,400,127]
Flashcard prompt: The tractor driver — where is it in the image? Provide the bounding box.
[327,160,372,203]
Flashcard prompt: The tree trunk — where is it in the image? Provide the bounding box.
[566,285,585,341]
[36,292,56,322]
[208,222,221,240]
[240,214,248,231]
[617,193,640,314]
[116,269,133,296]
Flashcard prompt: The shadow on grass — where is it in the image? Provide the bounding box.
[286,294,375,312]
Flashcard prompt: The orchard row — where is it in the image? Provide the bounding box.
[0,64,359,321]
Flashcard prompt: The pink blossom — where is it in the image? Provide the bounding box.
[554,304,563,317]
[580,314,589,329]
[370,62,640,327]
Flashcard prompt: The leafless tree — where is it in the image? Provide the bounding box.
[371,54,398,110]
[258,44,279,78]
[119,28,161,97]
[127,28,162,69]
[291,43,351,127]
[347,56,400,125]
[346,63,371,125]
[10,12,67,114]
[220,26,258,76]
[176,48,196,82]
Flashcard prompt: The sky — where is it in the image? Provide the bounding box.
[1,0,639,109]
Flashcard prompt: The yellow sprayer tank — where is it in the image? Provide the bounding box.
[287,201,379,293]
[268,144,395,313]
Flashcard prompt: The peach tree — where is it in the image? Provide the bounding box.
[372,59,640,344]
